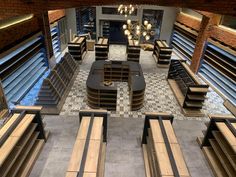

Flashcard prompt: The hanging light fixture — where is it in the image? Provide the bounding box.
[118,4,135,17]
[123,19,155,42]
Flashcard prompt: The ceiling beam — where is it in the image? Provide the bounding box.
[0,0,236,20]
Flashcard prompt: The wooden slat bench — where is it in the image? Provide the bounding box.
[142,112,190,177]
[66,110,107,177]
[0,106,49,177]
[199,115,236,177]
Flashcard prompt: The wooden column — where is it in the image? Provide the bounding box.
[37,12,54,60]
[190,13,221,73]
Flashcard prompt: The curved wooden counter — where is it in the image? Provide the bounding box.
[86,60,146,111]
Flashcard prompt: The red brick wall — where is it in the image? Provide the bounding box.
[210,26,236,49]
[48,9,65,24]
[0,0,236,19]
[176,13,201,31]
[0,17,40,51]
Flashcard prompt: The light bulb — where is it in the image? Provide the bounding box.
[128,35,132,40]
[125,14,127,17]
[127,19,131,25]
[124,30,129,35]
[147,24,152,30]
[145,35,150,40]
[123,24,127,29]
[142,31,147,36]
[127,30,131,35]
[136,25,140,30]
[136,30,140,35]
[120,10,123,14]
[144,20,148,26]
[132,7,134,11]
[135,41,139,45]
[130,4,132,7]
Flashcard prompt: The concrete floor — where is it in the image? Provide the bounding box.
[30,115,213,177]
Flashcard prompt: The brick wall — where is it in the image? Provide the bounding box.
[0,0,236,20]
[176,13,201,31]
[48,9,65,24]
[0,16,40,51]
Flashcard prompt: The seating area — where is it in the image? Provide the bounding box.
[167,59,209,116]
[142,112,190,177]
[0,106,49,177]
[35,53,78,114]
[198,114,236,177]
[66,110,107,177]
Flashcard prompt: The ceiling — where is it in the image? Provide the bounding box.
[0,0,236,20]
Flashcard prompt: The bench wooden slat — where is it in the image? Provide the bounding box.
[90,117,103,140]
[216,122,236,153]
[202,147,228,177]
[210,139,236,177]
[11,114,35,137]
[66,172,96,177]
[150,120,178,144]
[163,121,178,144]
[171,144,190,177]
[67,140,86,172]
[213,131,236,170]
[154,143,173,176]
[76,117,90,140]
[0,114,20,138]
[0,114,34,166]
[84,140,101,173]
[150,120,164,143]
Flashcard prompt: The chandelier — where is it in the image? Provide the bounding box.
[123,19,154,42]
[118,4,135,17]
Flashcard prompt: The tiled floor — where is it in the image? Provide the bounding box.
[60,45,230,120]
[30,45,231,177]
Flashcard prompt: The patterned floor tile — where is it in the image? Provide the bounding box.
[60,45,231,120]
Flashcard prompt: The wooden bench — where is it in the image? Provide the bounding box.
[35,53,78,114]
[198,115,236,177]
[95,37,109,61]
[142,112,190,177]
[167,59,209,117]
[0,106,49,177]
[66,110,107,177]
[153,40,172,67]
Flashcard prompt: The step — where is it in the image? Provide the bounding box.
[216,122,236,153]
[6,132,39,177]
[209,139,236,177]
[16,139,45,177]
[10,66,47,104]
[202,147,228,177]
[213,131,236,169]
